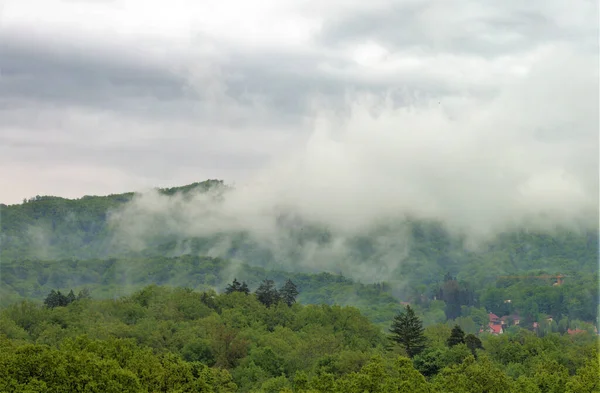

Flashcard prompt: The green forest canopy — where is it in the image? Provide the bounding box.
[1,286,597,392]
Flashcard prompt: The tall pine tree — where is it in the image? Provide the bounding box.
[447,325,466,347]
[279,279,299,307]
[225,278,242,294]
[465,334,483,358]
[225,278,250,295]
[389,305,426,358]
[66,290,76,305]
[255,279,281,307]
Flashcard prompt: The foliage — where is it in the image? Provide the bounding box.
[1,180,599,390]
[225,278,250,295]
[447,325,466,347]
[0,256,404,328]
[0,286,597,392]
[465,333,483,357]
[255,279,282,308]
[389,305,427,358]
[280,279,299,307]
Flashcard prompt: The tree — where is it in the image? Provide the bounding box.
[66,289,76,304]
[44,289,69,308]
[389,305,426,358]
[255,279,281,308]
[225,278,242,294]
[447,324,466,347]
[225,278,250,295]
[437,274,475,320]
[77,288,91,300]
[464,334,483,358]
[44,290,60,308]
[279,279,299,307]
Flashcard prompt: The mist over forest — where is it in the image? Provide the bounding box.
[1,180,598,392]
[1,0,599,391]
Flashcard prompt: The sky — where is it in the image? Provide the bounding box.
[0,0,598,237]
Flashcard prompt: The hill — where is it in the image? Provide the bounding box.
[0,255,401,327]
[1,179,598,329]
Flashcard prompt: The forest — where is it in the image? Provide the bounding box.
[0,180,598,392]
[1,285,598,392]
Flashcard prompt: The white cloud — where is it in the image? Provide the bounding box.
[0,0,597,247]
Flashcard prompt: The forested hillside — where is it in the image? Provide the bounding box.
[0,180,227,261]
[0,256,400,327]
[1,180,599,391]
[1,286,597,392]
[2,180,597,285]
[1,180,598,329]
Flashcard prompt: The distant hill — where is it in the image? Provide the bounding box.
[0,180,227,261]
[0,255,402,327]
[1,179,598,317]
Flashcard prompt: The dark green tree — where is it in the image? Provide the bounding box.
[255,279,281,308]
[389,305,426,358]
[225,278,243,294]
[225,278,250,295]
[43,290,60,308]
[56,290,69,307]
[279,279,299,307]
[447,324,466,347]
[44,289,71,308]
[437,274,475,320]
[464,334,483,358]
[66,289,76,305]
[77,288,91,300]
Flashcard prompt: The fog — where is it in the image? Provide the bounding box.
[106,43,598,282]
[2,1,597,282]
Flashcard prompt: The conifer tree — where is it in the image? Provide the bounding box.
[225,278,243,294]
[279,279,299,307]
[447,324,466,347]
[44,290,59,308]
[77,288,91,300]
[225,278,250,295]
[389,305,426,358]
[465,334,483,358]
[66,289,76,305]
[44,289,70,308]
[255,279,281,308]
[56,290,69,307]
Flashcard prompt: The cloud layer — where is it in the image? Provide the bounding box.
[1,1,598,242]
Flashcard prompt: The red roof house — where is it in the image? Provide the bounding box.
[488,323,503,335]
[489,313,500,324]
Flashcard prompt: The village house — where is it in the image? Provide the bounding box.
[487,312,503,335]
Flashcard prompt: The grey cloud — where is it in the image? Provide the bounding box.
[0,31,473,135]
[0,37,333,126]
[0,0,597,225]
[316,0,593,56]
[0,40,195,116]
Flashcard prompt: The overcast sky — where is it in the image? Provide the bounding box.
[0,0,598,227]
